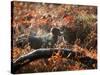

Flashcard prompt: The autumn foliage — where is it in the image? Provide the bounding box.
[11,1,97,73]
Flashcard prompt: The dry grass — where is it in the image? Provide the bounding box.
[11,1,97,73]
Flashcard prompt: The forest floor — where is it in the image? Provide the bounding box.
[11,1,97,73]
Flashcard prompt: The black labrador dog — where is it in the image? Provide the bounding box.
[28,27,62,49]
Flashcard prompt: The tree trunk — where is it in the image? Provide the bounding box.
[12,48,97,73]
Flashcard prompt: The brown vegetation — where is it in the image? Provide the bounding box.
[11,1,97,73]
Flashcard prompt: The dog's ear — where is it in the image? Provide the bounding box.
[51,28,61,36]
